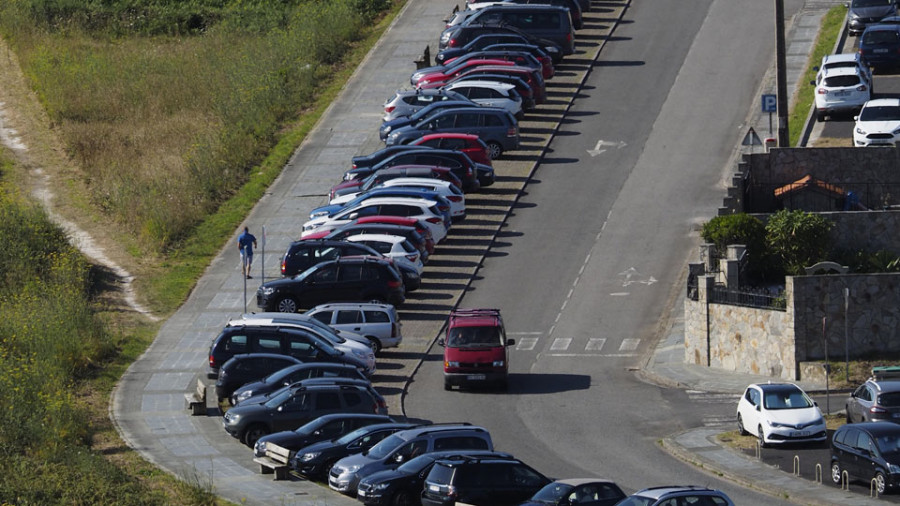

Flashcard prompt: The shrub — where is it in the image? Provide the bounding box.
[765,209,833,275]
[700,213,774,280]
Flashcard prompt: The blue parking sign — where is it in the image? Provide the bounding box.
[762,94,777,113]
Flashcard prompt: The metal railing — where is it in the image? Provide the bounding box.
[745,181,900,213]
[709,286,786,311]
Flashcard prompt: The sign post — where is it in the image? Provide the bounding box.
[762,94,777,138]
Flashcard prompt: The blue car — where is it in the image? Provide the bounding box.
[859,24,900,70]
[379,100,477,141]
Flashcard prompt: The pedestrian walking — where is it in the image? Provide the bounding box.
[237,226,257,279]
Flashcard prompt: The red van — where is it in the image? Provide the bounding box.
[439,308,515,390]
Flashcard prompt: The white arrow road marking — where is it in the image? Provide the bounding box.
[587,139,627,156]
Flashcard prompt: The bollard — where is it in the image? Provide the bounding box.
[815,463,822,484]
[842,470,849,491]
[755,439,762,460]
[871,477,880,498]
[792,455,800,477]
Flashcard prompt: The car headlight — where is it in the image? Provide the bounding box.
[384,125,392,134]
[492,360,504,367]
[224,412,239,423]
[260,286,275,296]
[352,349,367,359]
[373,482,391,491]
[811,416,824,426]
[346,464,362,473]
[892,127,900,135]
[310,210,328,218]
[446,361,460,367]
[767,420,789,428]
[304,222,321,231]
[857,126,867,135]
[299,451,321,462]
[889,463,900,474]
[235,390,252,403]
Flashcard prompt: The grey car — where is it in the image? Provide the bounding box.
[382,89,469,122]
[306,302,403,354]
[848,0,898,36]
[384,107,519,159]
[846,376,900,423]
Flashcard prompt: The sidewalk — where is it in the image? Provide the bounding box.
[642,3,887,504]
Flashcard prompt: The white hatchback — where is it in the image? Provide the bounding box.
[301,196,449,243]
[736,383,827,447]
[330,177,466,220]
[344,234,424,274]
[442,80,524,119]
[853,98,900,146]
[811,66,870,121]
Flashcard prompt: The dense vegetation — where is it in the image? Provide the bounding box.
[0,0,389,252]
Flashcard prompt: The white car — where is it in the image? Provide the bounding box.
[817,53,873,88]
[344,234,425,275]
[853,98,900,146]
[330,177,466,220]
[811,66,871,121]
[442,80,524,119]
[736,383,827,447]
[301,196,449,243]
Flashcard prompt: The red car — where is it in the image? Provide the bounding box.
[414,59,515,88]
[410,133,492,167]
[439,308,515,390]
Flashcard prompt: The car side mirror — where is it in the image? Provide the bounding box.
[506,338,516,346]
[349,212,359,220]
[810,80,815,86]
[756,405,761,411]
[277,405,284,412]
[394,454,405,463]
[438,338,445,347]
[813,65,819,72]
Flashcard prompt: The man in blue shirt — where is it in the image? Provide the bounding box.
[237,226,257,279]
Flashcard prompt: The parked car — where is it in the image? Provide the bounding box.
[252,413,394,458]
[504,0,584,30]
[810,65,871,121]
[256,256,406,312]
[410,132,492,166]
[349,145,436,177]
[412,58,518,88]
[450,72,537,111]
[858,24,900,70]
[853,98,900,146]
[328,423,492,496]
[613,486,735,506]
[831,421,900,495]
[356,450,514,506]
[314,186,454,222]
[329,166,464,202]
[305,302,403,354]
[302,196,450,244]
[383,88,469,122]
[450,4,576,56]
[518,478,626,506]
[206,323,369,379]
[815,53,873,90]
[466,0,589,15]
[346,177,466,220]
[290,422,421,480]
[380,100,480,142]
[345,234,424,275]
[222,378,388,447]
[478,42,554,77]
[438,24,564,63]
[435,33,542,64]
[444,65,546,105]
[736,382,827,447]
[442,80,524,119]
[280,239,382,276]
[231,361,368,405]
[439,308,515,390]
[338,215,437,255]
[420,453,551,506]
[846,368,900,423]
[847,0,898,36]
[214,353,303,403]
[385,107,520,160]
[323,222,432,259]
[339,149,488,192]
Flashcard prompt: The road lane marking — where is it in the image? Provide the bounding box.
[516,337,539,351]
[550,338,571,351]
[585,338,606,351]
[619,338,640,351]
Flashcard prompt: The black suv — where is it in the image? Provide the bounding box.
[438,24,563,63]
[257,257,405,313]
[231,361,367,405]
[421,454,551,506]
[222,378,387,447]
[280,239,381,277]
[214,353,303,403]
[342,148,491,192]
[356,450,513,506]
[831,421,900,495]
[252,413,394,458]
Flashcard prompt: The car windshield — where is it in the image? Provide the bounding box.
[397,453,438,473]
[336,426,378,445]
[294,417,325,435]
[301,318,346,344]
[365,434,405,459]
[854,0,893,6]
[264,388,293,409]
[879,392,900,407]
[263,365,299,385]
[859,105,900,122]
[763,388,813,410]
[613,497,653,506]
[447,326,502,347]
[529,482,574,502]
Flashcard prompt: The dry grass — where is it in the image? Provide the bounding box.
[808,136,851,148]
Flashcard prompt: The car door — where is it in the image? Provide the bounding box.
[273,392,314,432]
[850,384,872,422]
[739,387,761,433]
[849,428,871,478]
[335,263,367,301]
[336,309,365,334]
[282,328,326,361]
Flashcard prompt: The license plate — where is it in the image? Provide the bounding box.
[467,374,486,380]
[790,431,809,437]
[875,48,889,53]
[834,90,850,97]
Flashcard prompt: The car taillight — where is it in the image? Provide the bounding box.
[281,258,287,275]
[858,84,868,91]
[447,485,458,499]
[437,204,450,212]
[426,217,442,224]
[392,322,401,338]
[871,406,888,414]
[209,354,216,368]
[388,279,403,289]
[566,33,573,43]
[449,38,459,47]
[447,195,463,202]
[406,253,419,263]
[507,127,517,137]
[384,105,395,114]
[817,88,826,94]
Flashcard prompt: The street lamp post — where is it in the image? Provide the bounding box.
[775,0,789,146]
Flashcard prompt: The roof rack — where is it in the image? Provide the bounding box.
[872,366,900,381]
[451,308,501,316]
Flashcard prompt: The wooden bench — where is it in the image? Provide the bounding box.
[253,443,292,480]
[184,378,208,416]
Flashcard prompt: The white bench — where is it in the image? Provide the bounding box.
[184,378,208,416]
[253,443,292,480]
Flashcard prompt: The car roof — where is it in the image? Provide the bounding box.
[863,98,900,108]
[381,177,455,188]
[751,382,803,393]
[838,421,900,436]
[868,379,900,392]
[345,233,407,244]
[447,80,515,90]
[554,478,619,486]
[820,66,864,78]
[394,423,484,440]
[416,132,480,141]
[345,196,437,207]
[427,106,511,116]
[225,353,303,363]
[356,215,422,226]
[449,308,502,328]
[632,486,723,499]
[822,53,861,64]
[308,302,394,311]
[314,413,394,422]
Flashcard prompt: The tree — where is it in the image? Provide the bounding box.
[701,213,771,280]
[765,209,833,275]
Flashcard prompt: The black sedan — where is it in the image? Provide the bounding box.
[252,413,394,458]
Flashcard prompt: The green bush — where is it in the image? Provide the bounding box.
[700,213,774,280]
[765,209,833,275]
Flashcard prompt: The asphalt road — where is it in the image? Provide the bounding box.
[405,0,802,503]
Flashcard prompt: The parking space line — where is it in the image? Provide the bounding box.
[516,337,539,351]
[550,338,572,351]
[585,338,606,351]
[619,338,640,351]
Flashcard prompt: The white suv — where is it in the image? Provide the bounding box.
[306,302,403,354]
[853,98,900,146]
[811,66,871,121]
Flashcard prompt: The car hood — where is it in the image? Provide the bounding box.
[232,380,266,401]
[296,438,341,455]
[225,401,269,418]
[309,203,344,218]
[259,276,300,290]
[381,117,414,136]
[260,430,315,450]
[766,406,823,426]
[334,451,379,471]
[359,468,411,486]
[852,5,896,18]
[858,119,900,133]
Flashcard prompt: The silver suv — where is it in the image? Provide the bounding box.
[306,303,403,354]
[846,368,900,423]
[382,89,468,122]
[615,486,734,506]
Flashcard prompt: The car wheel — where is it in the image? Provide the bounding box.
[815,110,824,122]
[876,471,887,495]
[737,414,748,436]
[486,141,503,159]
[846,407,853,424]
[757,425,768,448]
[392,490,415,506]
[276,296,299,313]
[366,337,382,355]
[831,461,843,484]
[242,423,269,447]
[444,379,451,391]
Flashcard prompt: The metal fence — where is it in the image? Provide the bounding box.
[709,286,786,311]
[744,181,900,214]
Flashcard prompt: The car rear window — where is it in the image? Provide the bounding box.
[864,30,900,45]
[427,464,456,485]
[364,310,391,323]
[823,75,862,87]
[880,392,900,407]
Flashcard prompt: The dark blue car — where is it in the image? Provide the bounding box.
[379,100,477,141]
[859,24,900,70]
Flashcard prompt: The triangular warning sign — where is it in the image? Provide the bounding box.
[742,127,762,146]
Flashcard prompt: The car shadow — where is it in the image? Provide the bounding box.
[453,373,591,394]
